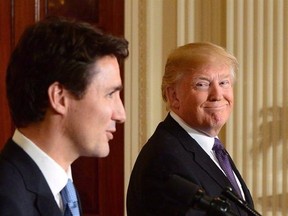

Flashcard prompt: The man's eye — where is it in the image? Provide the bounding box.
[195,82,209,90]
[220,80,231,88]
[107,91,115,98]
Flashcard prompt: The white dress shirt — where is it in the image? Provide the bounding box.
[12,129,72,211]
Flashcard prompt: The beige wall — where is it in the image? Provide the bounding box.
[124,1,288,215]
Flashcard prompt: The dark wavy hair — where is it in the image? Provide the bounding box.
[6,16,129,127]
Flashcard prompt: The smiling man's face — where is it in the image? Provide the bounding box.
[64,55,126,159]
[168,64,234,137]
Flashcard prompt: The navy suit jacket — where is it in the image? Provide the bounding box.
[127,114,254,216]
[0,139,81,216]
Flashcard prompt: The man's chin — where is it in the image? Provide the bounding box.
[87,144,110,158]
[97,149,110,158]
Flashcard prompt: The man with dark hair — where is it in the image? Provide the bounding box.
[0,17,129,216]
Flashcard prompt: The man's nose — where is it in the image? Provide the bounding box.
[208,83,223,101]
[114,100,126,123]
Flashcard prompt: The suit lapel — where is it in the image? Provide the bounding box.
[227,154,254,204]
[163,115,254,206]
[163,115,236,191]
[185,137,233,190]
[1,140,63,216]
[36,195,63,216]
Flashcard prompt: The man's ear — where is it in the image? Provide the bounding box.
[48,82,68,114]
[166,86,180,109]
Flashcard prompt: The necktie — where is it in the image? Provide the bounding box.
[61,179,80,216]
[213,138,243,198]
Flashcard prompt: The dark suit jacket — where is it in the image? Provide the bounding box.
[127,114,254,216]
[0,139,82,216]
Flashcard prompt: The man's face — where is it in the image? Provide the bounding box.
[65,55,126,158]
[169,65,233,136]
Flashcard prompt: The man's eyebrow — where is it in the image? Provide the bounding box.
[112,85,123,92]
[192,76,210,81]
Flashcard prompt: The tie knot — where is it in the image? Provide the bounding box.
[213,138,224,151]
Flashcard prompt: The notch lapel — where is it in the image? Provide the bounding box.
[164,114,233,190]
[2,140,63,216]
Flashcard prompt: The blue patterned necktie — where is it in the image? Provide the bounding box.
[213,138,243,199]
[61,179,80,216]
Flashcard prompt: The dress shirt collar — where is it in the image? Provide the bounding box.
[170,111,216,155]
[12,129,72,200]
